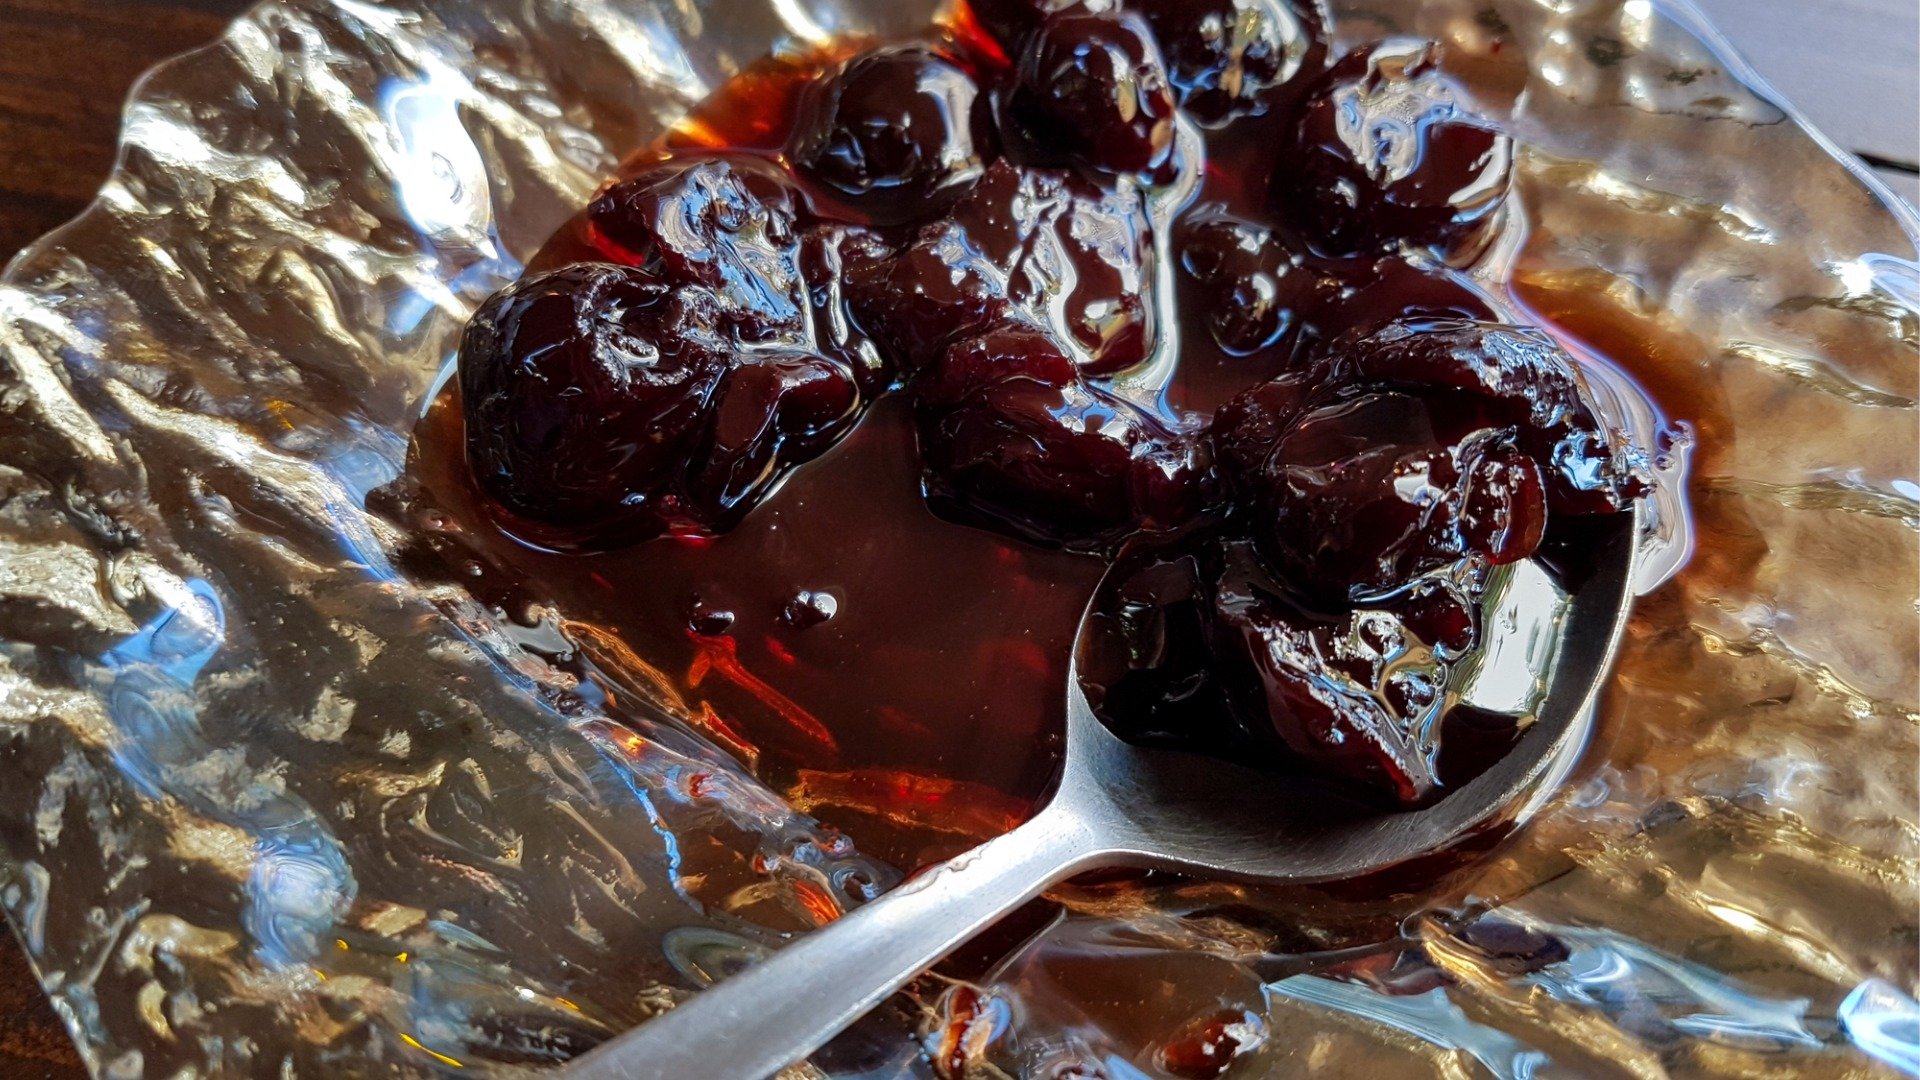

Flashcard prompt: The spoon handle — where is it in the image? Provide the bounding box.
[560,802,1106,1080]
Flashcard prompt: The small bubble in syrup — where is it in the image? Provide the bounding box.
[688,599,736,636]
[781,590,839,629]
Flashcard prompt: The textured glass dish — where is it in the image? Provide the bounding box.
[0,0,1914,1076]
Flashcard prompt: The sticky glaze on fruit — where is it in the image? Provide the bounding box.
[1007,7,1179,177]
[431,0,1649,813]
[916,324,1208,549]
[790,45,995,225]
[848,158,1161,376]
[1275,38,1515,257]
[1135,0,1327,124]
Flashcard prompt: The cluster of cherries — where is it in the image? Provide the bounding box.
[456,0,1646,807]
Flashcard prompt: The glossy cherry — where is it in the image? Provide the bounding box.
[586,156,807,339]
[915,323,1205,549]
[685,350,860,521]
[1210,317,1639,597]
[458,263,730,537]
[1179,212,1305,355]
[465,155,888,543]
[1009,7,1179,176]
[1336,318,1649,514]
[1133,0,1327,124]
[790,46,994,225]
[797,224,895,394]
[1241,388,1549,601]
[849,160,1157,374]
[1275,39,1513,256]
[1208,541,1480,806]
[1179,211,1501,362]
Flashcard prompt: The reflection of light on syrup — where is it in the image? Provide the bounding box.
[649,47,856,161]
[687,632,840,755]
[788,768,1029,841]
[1504,271,1698,592]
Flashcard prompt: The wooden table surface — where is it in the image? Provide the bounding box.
[0,0,1912,1075]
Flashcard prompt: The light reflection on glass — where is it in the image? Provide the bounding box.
[1268,976,1550,1079]
[1839,979,1920,1075]
[90,582,357,968]
[1525,922,1825,1053]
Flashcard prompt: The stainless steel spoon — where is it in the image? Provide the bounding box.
[562,509,1640,1080]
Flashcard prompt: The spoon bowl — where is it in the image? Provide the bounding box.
[563,508,1641,1080]
[1065,512,1640,883]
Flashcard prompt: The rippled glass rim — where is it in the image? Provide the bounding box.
[1657,0,1918,238]
[0,0,1915,1073]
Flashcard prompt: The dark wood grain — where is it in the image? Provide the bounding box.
[0,935,84,1079]
[0,2,251,1071]
[0,0,251,260]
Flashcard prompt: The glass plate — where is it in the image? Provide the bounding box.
[0,0,1913,1075]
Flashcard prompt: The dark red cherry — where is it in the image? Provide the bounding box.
[1207,372,1321,495]
[1275,39,1513,256]
[1337,318,1648,514]
[1245,388,1548,601]
[1212,316,1640,601]
[586,156,806,338]
[1208,541,1479,806]
[849,160,1157,374]
[458,263,729,535]
[915,324,1205,549]
[790,47,994,225]
[1296,257,1497,349]
[459,222,884,546]
[587,160,891,387]
[1179,217,1500,362]
[684,351,860,523]
[1133,0,1328,124]
[1179,212,1307,355]
[922,320,1080,401]
[797,225,895,394]
[1459,443,1549,563]
[1010,8,1178,176]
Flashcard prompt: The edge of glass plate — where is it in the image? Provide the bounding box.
[1658,0,1920,236]
[0,0,1915,1070]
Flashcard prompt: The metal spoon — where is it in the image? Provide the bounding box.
[562,509,1640,1080]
